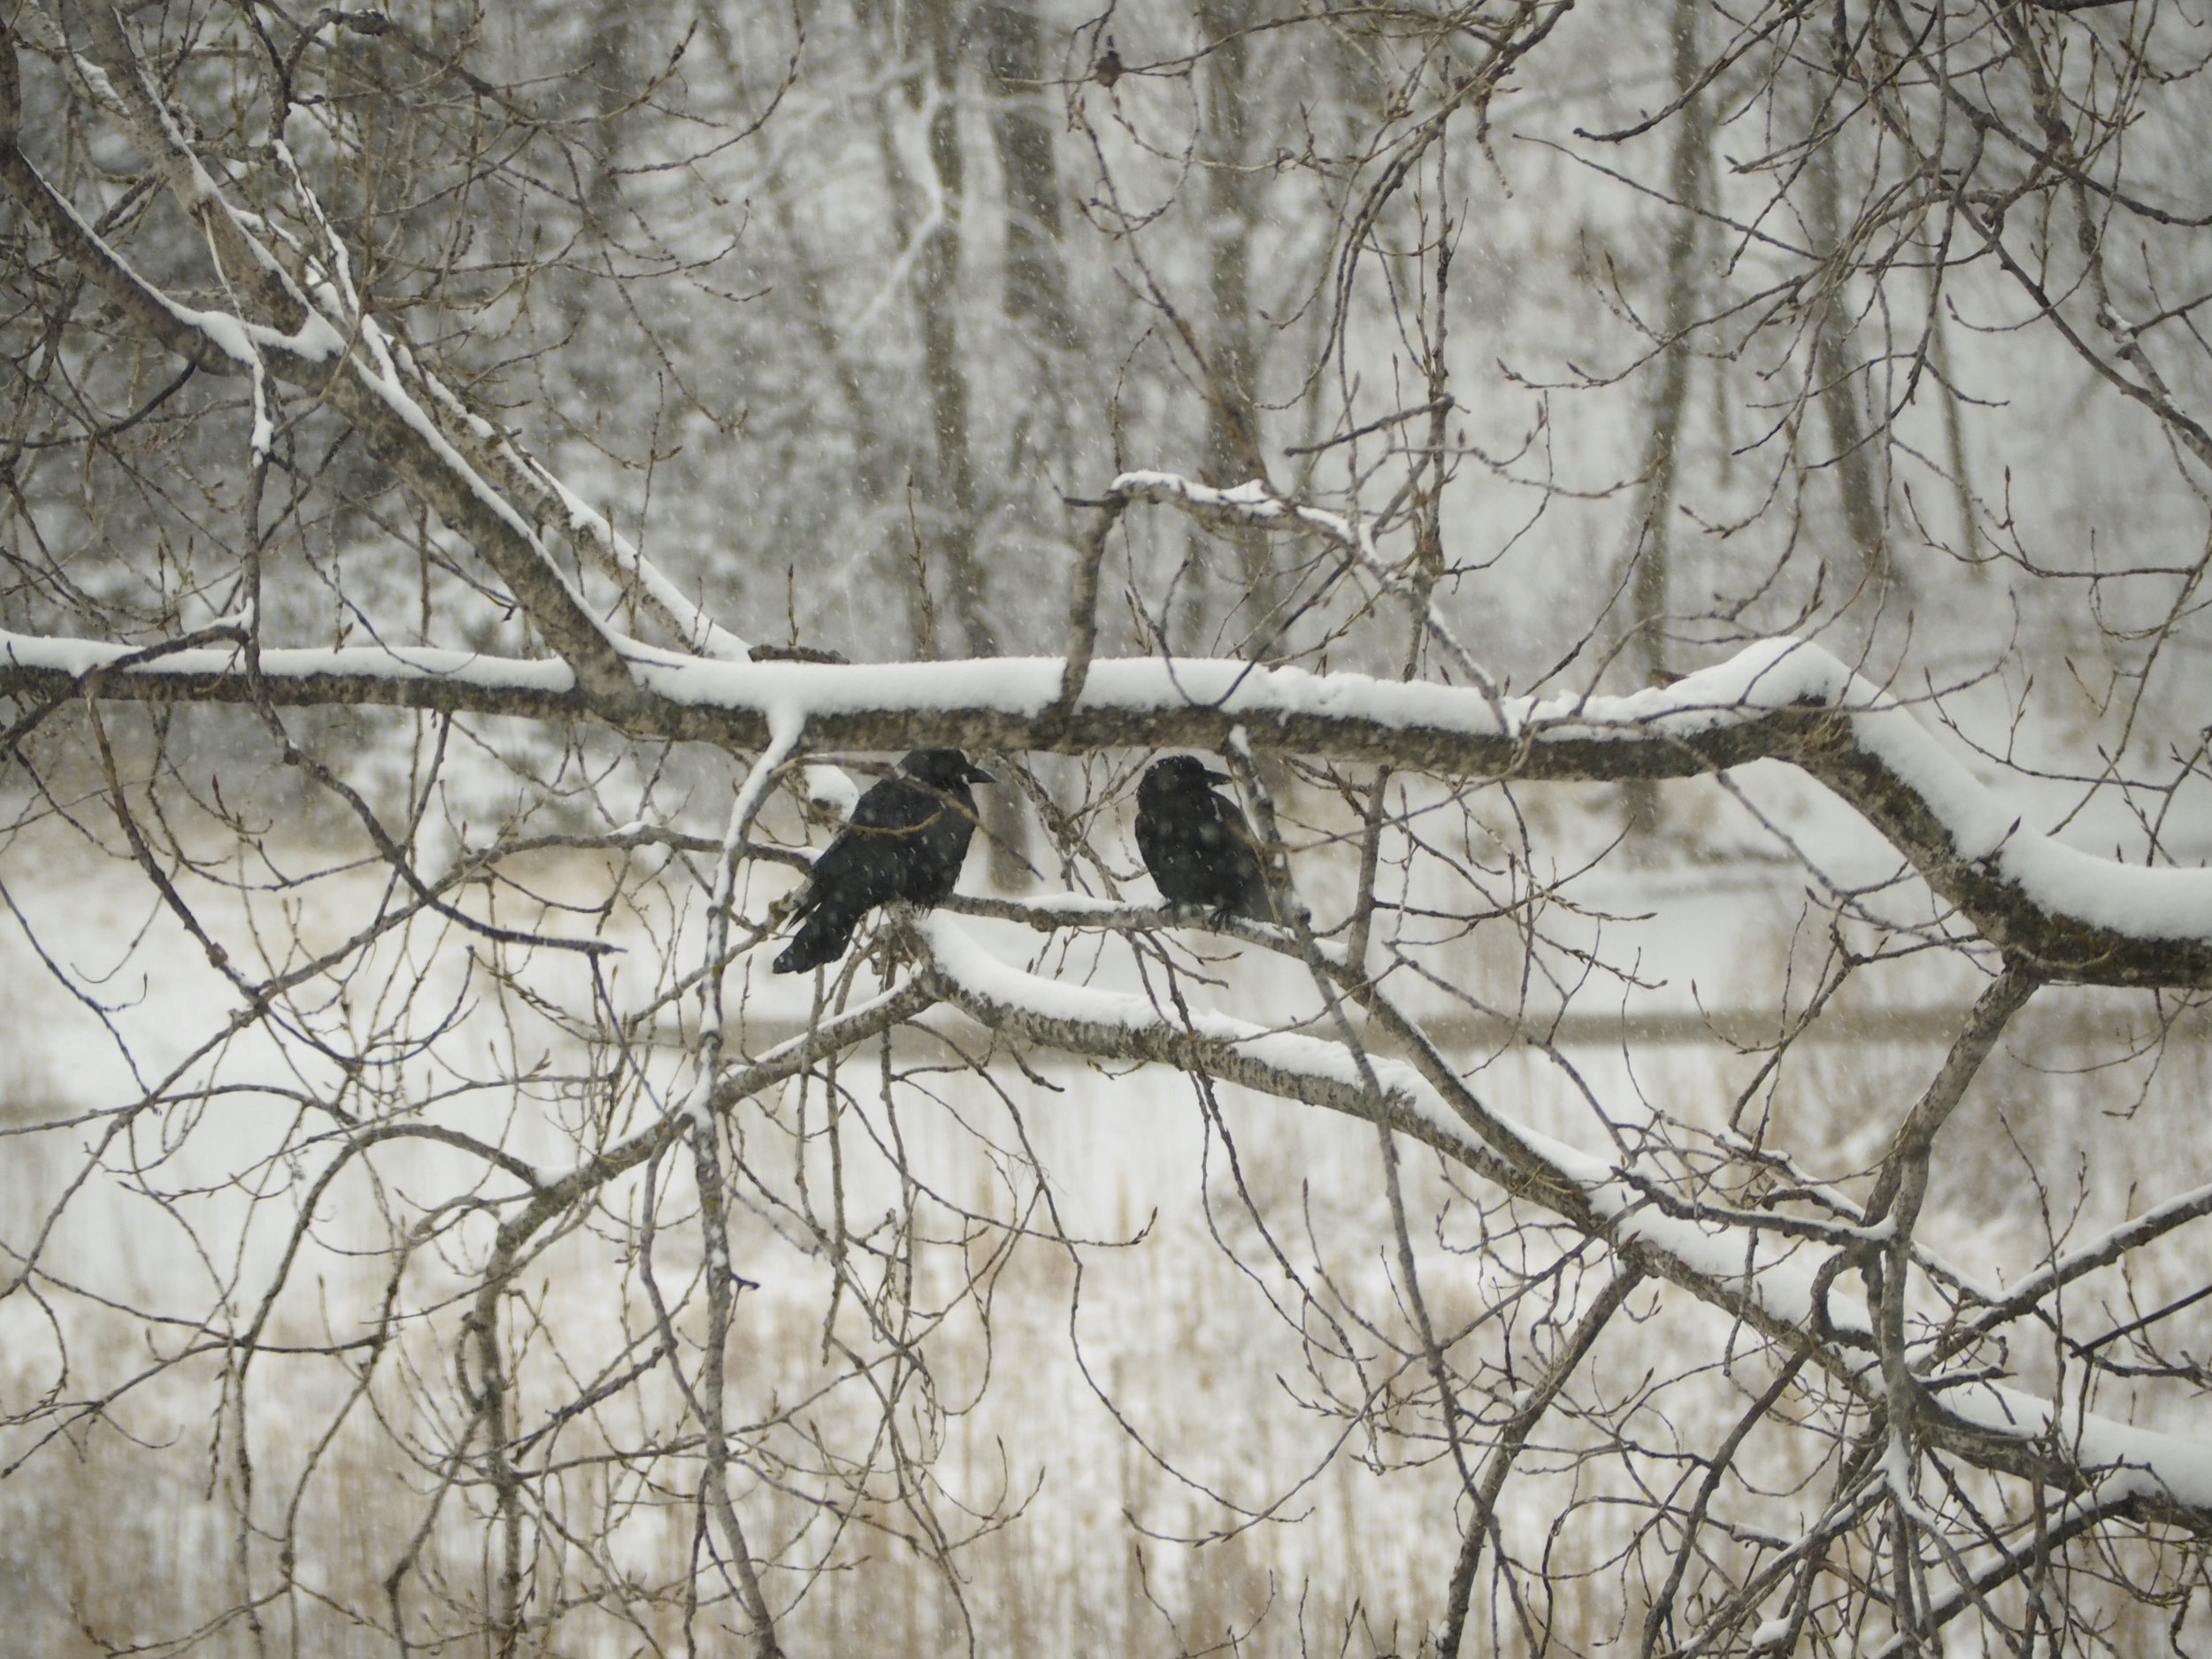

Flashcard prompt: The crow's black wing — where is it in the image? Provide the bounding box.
[1133,803,1177,895]
[1215,801,1275,921]
[1138,786,1272,919]
[897,795,976,904]
[803,779,944,910]
[848,775,941,833]
[776,772,979,973]
[1136,795,1213,906]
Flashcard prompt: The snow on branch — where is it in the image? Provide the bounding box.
[0,23,645,705]
[909,912,2212,1528]
[910,911,1864,1353]
[1112,469,1505,709]
[16,625,2212,985]
[1856,1482,2142,1659]
[1,66,740,675]
[377,331,753,662]
[0,629,586,720]
[1932,1178,2212,1362]
[0,116,256,378]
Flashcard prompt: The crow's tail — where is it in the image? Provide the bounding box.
[1233,869,1278,924]
[772,903,860,974]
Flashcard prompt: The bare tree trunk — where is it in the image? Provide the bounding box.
[1804,91,1888,587]
[1194,1,1280,660]
[910,0,998,660]
[906,9,1038,883]
[1624,0,1710,837]
[560,0,638,409]
[979,1,1073,348]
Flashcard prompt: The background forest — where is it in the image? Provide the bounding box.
[7,1,2212,1655]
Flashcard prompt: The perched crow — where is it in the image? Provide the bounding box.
[772,749,995,973]
[1134,755,1275,922]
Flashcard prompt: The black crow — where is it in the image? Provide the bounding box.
[1134,755,1275,923]
[772,749,995,973]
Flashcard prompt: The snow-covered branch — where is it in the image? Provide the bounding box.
[0,22,678,705]
[910,912,2212,1532]
[13,0,2212,1644]
[15,626,2212,985]
[1112,469,1506,710]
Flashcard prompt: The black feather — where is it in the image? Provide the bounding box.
[772,749,993,973]
[1134,755,1274,923]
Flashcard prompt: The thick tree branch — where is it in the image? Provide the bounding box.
[14,632,2212,987]
[910,912,2212,1533]
[0,20,644,706]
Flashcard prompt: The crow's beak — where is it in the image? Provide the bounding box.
[1203,768,1233,785]
[967,764,997,784]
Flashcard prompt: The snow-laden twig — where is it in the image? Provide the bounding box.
[384,334,753,662]
[14,629,2212,983]
[0,22,649,702]
[1114,469,1507,719]
[907,910,2212,1528]
[1933,1177,2212,1361]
